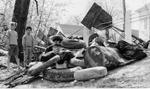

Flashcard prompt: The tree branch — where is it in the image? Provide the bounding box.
[45,0,55,27]
[35,0,45,38]
[34,0,39,15]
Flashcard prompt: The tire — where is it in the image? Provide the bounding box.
[70,58,85,67]
[61,39,86,49]
[43,67,82,82]
[74,66,107,81]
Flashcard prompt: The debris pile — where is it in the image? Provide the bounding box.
[0,2,149,88]
[0,34,147,88]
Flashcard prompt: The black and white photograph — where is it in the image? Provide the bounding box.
[0,0,150,88]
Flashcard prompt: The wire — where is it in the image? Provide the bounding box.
[93,13,150,28]
[71,10,150,36]
[131,13,150,20]
[113,12,150,25]
[112,27,124,38]
[112,26,124,32]
[70,12,150,34]
[114,13,150,26]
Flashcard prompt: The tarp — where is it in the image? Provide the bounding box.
[81,3,112,30]
[84,46,124,70]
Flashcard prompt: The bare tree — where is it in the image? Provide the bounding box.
[12,0,31,61]
[27,0,69,37]
[37,0,46,31]
[0,0,14,26]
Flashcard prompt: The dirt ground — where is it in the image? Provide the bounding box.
[1,51,150,88]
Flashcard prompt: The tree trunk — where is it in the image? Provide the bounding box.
[11,0,30,64]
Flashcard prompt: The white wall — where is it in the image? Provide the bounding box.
[138,10,150,41]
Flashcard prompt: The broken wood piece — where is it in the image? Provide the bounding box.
[34,45,46,51]
[4,71,26,86]
[8,75,40,88]
[28,55,60,76]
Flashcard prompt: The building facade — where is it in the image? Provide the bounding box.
[136,4,150,41]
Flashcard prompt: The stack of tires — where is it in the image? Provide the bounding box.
[43,66,108,82]
[41,39,109,82]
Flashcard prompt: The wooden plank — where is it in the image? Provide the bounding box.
[81,3,112,30]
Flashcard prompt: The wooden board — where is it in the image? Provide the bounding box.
[81,3,112,30]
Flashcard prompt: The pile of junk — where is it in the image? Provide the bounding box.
[0,3,149,88]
